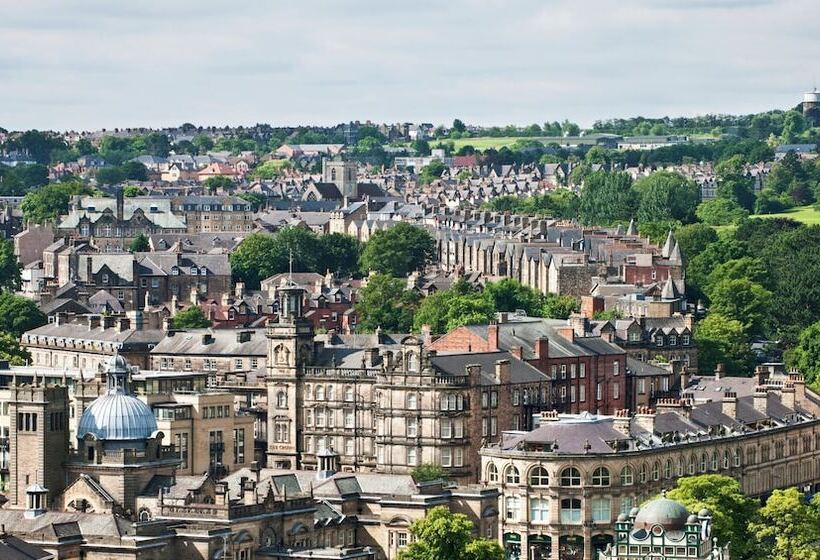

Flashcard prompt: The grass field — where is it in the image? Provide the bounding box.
[752,205,820,225]
[435,136,560,151]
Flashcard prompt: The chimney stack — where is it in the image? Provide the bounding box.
[634,405,656,434]
[613,409,631,435]
[494,359,510,383]
[534,337,549,360]
[753,386,768,415]
[721,391,737,419]
[714,363,725,380]
[487,323,499,351]
[780,382,796,409]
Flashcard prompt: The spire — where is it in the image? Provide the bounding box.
[668,241,682,265]
[626,217,637,236]
[661,229,676,258]
[661,276,679,300]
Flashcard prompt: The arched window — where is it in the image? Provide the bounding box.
[689,455,696,475]
[560,467,581,487]
[733,448,741,467]
[447,394,457,410]
[505,465,520,484]
[639,464,647,483]
[711,452,718,471]
[407,352,419,372]
[652,462,660,481]
[344,386,354,402]
[620,466,634,486]
[315,386,325,400]
[487,462,499,483]
[592,467,610,486]
[700,453,708,473]
[276,391,287,408]
[326,386,335,401]
[529,466,550,487]
[664,459,672,479]
[677,458,685,477]
[723,450,730,469]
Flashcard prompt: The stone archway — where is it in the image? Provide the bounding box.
[528,535,552,560]
[559,534,584,560]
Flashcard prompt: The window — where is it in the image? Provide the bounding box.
[440,420,452,439]
[669,335,678,346]
[677,458,685,477]
[560,498,582,524]
[490,391,498,408]
[512,390,520,406]
[344,386,354,402]
[407,418,418,437]
[175,433,189,469]
[529,466,549,487]
[579,385,586,402]
[655,335,664,346]
[530,497,550,523]
[734,448,741,467]
[596,383,603,401]
[490,417,497,436]
[620,496,635,515]
[506,496,521,521]
[316,386,325,400]
[592,497,611,523]
[487,463,499,483]
[276,391,287,408]
[233,428,245,464]
[639,464,647,483]
[613,383,620,400]
[481,392,488,408]
[711,452,718,471]
[613,361,620,376]
[505,466,521,484]
[700,454,708,473]
[689,456,696,475]
[441,448,452,467]
[560,467,581,487]
[592,466,610,486]
[652,462,660,481]
[723,450,730,469]
[620,466,634,486]
[664,459,672,479]
[579,363,586,378]
[397,532,408,549]
[682,334,691,345]
[406,447,417,466]
[234,358,243,370]
[344,410,354,428]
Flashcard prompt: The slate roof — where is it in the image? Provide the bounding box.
[151,328,267,357]
[431,351,548,385]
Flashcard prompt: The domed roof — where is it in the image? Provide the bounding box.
[633,497,691,531]
[78,392,157,441]
[106,353,129,374]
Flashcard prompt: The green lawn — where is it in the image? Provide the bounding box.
[433,136,561,151]
[752,205,820,225]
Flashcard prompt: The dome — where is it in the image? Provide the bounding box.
[78,392,157,441]
[106,353,129,375]
[633,497,690,531]
[687,514,699,524]
[698,508,711,517]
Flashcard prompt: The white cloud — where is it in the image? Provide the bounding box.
[0,0,817,130]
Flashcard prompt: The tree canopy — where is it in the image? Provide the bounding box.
[398,506,503,560]
[0,239,22,292]
[0,292,46,337]
[21,181,94,224]
[359,223,435,278]
[578,170,636,225]
[354,274,420,333]
[172,306,212,329]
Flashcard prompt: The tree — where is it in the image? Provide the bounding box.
[779,111,806,144]
[715,155,755,211]
[359,223,435,278]
[452,119,466,133]
[21,181,92,224]
[791,320,820,387]
[578,171,636,225]
[751,488,820,560]
[666,475,759,560]
[707,278,771,336]
[95,166,125,185]
[191,133,214,154]
[634,171,700,224]
[318,233,361,277]
[705,257,770,294]
[695,313,755,375]
[561,120,580,136]
[238,192,267,211]
[398,506,503,560]
[143,133,171,157]
[482,278,542,316]
[0,292,46,337]
[129,233,150,253]
[541,294,580,319]
[203,175,233,192]
[354,274,419,333]
[412,463,446,482]
[172,306,212,329]
[0,332,31,366]
[121,161,148,181]
[418,159,445,185]
[230,229,322,289]
[251,160,290,180]
[695,198,749,226]
[123,185,144,197]
[0,238,21,292]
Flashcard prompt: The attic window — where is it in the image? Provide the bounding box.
[171,266,179,276]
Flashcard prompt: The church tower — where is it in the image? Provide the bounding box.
[322,158,358,199]
[8,373,70,507]
[266,271,315,469]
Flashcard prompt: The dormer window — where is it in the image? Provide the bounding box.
[171,266,179,276]
[199,267,207,276]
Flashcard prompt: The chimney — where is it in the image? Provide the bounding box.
[88,315,101,330]
[250,460,261,482]
[613,409,631,435]
[780,382,796,409]
[494,359,510,383]
[534,337,549,360]
[753,386,768,415]
[190,286,199,306]
[420,324,432,345]
[680,369,690,392]
[569,314,587,337]
[241,477,257,506]
[487,323,499,351]
[755,365,769,387]
[221,292,230,307]
[634,406,656,434]
[789,370,808,408]
[538,410,560,424]
[510,345,523,360]
[115,317,131,332]
[496,312,509,324]
[116,187,124,221]
[557,325,575,343]
[102,315,116,329]
[162,316,173,332]
[235,282,245,298]
[126,310,143,331]
[721,391,737,419]
[214,482,228,506]
[714,363,725,380]
[202,333,214,345]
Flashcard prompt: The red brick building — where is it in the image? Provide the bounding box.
[427,314,628,414]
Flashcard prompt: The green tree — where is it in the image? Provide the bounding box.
[318,233,361,277]
[121,161,149,181]
[129,233,150,253]
[143,133,171,157]
[482,278,542,316]
[452,119,466,133]
[751,488,820,560]
[355,274,419,333]
[779,111,807,144]
[695,198,749,226]
[0,238,22,292]
[230,229,322,289]
[411,463,447,482]
[398,506,503,560]
[359,223,435,278]
[418,159,446,185]
[673,223,718,262]
[192,133,214,154]
[203,175,233,192]
[541,294,580,319]
[578,171,636,225]
[251,160,290,180]
[171,306,212,329]
[705,257,770,294]
[0,292,47,337]
[634,171,700,223]
[791,320,820,387]
[96,166,125,185]
[238,192,267,211]
[715,155,755,211]
[0,332,31,366]
[122,185,144,197]
[707,278,771,336]
[695,313,755,375]
[561,120,580,136]
[21,181,92,224]
[666,475,759,560]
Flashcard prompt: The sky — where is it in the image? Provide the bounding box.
[1,0,818,131]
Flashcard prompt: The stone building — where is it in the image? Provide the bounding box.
[172,195,255,233]
[480,366,820,560]
[150,327,267,377]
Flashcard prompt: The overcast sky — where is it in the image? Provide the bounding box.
[1,0,818,131]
